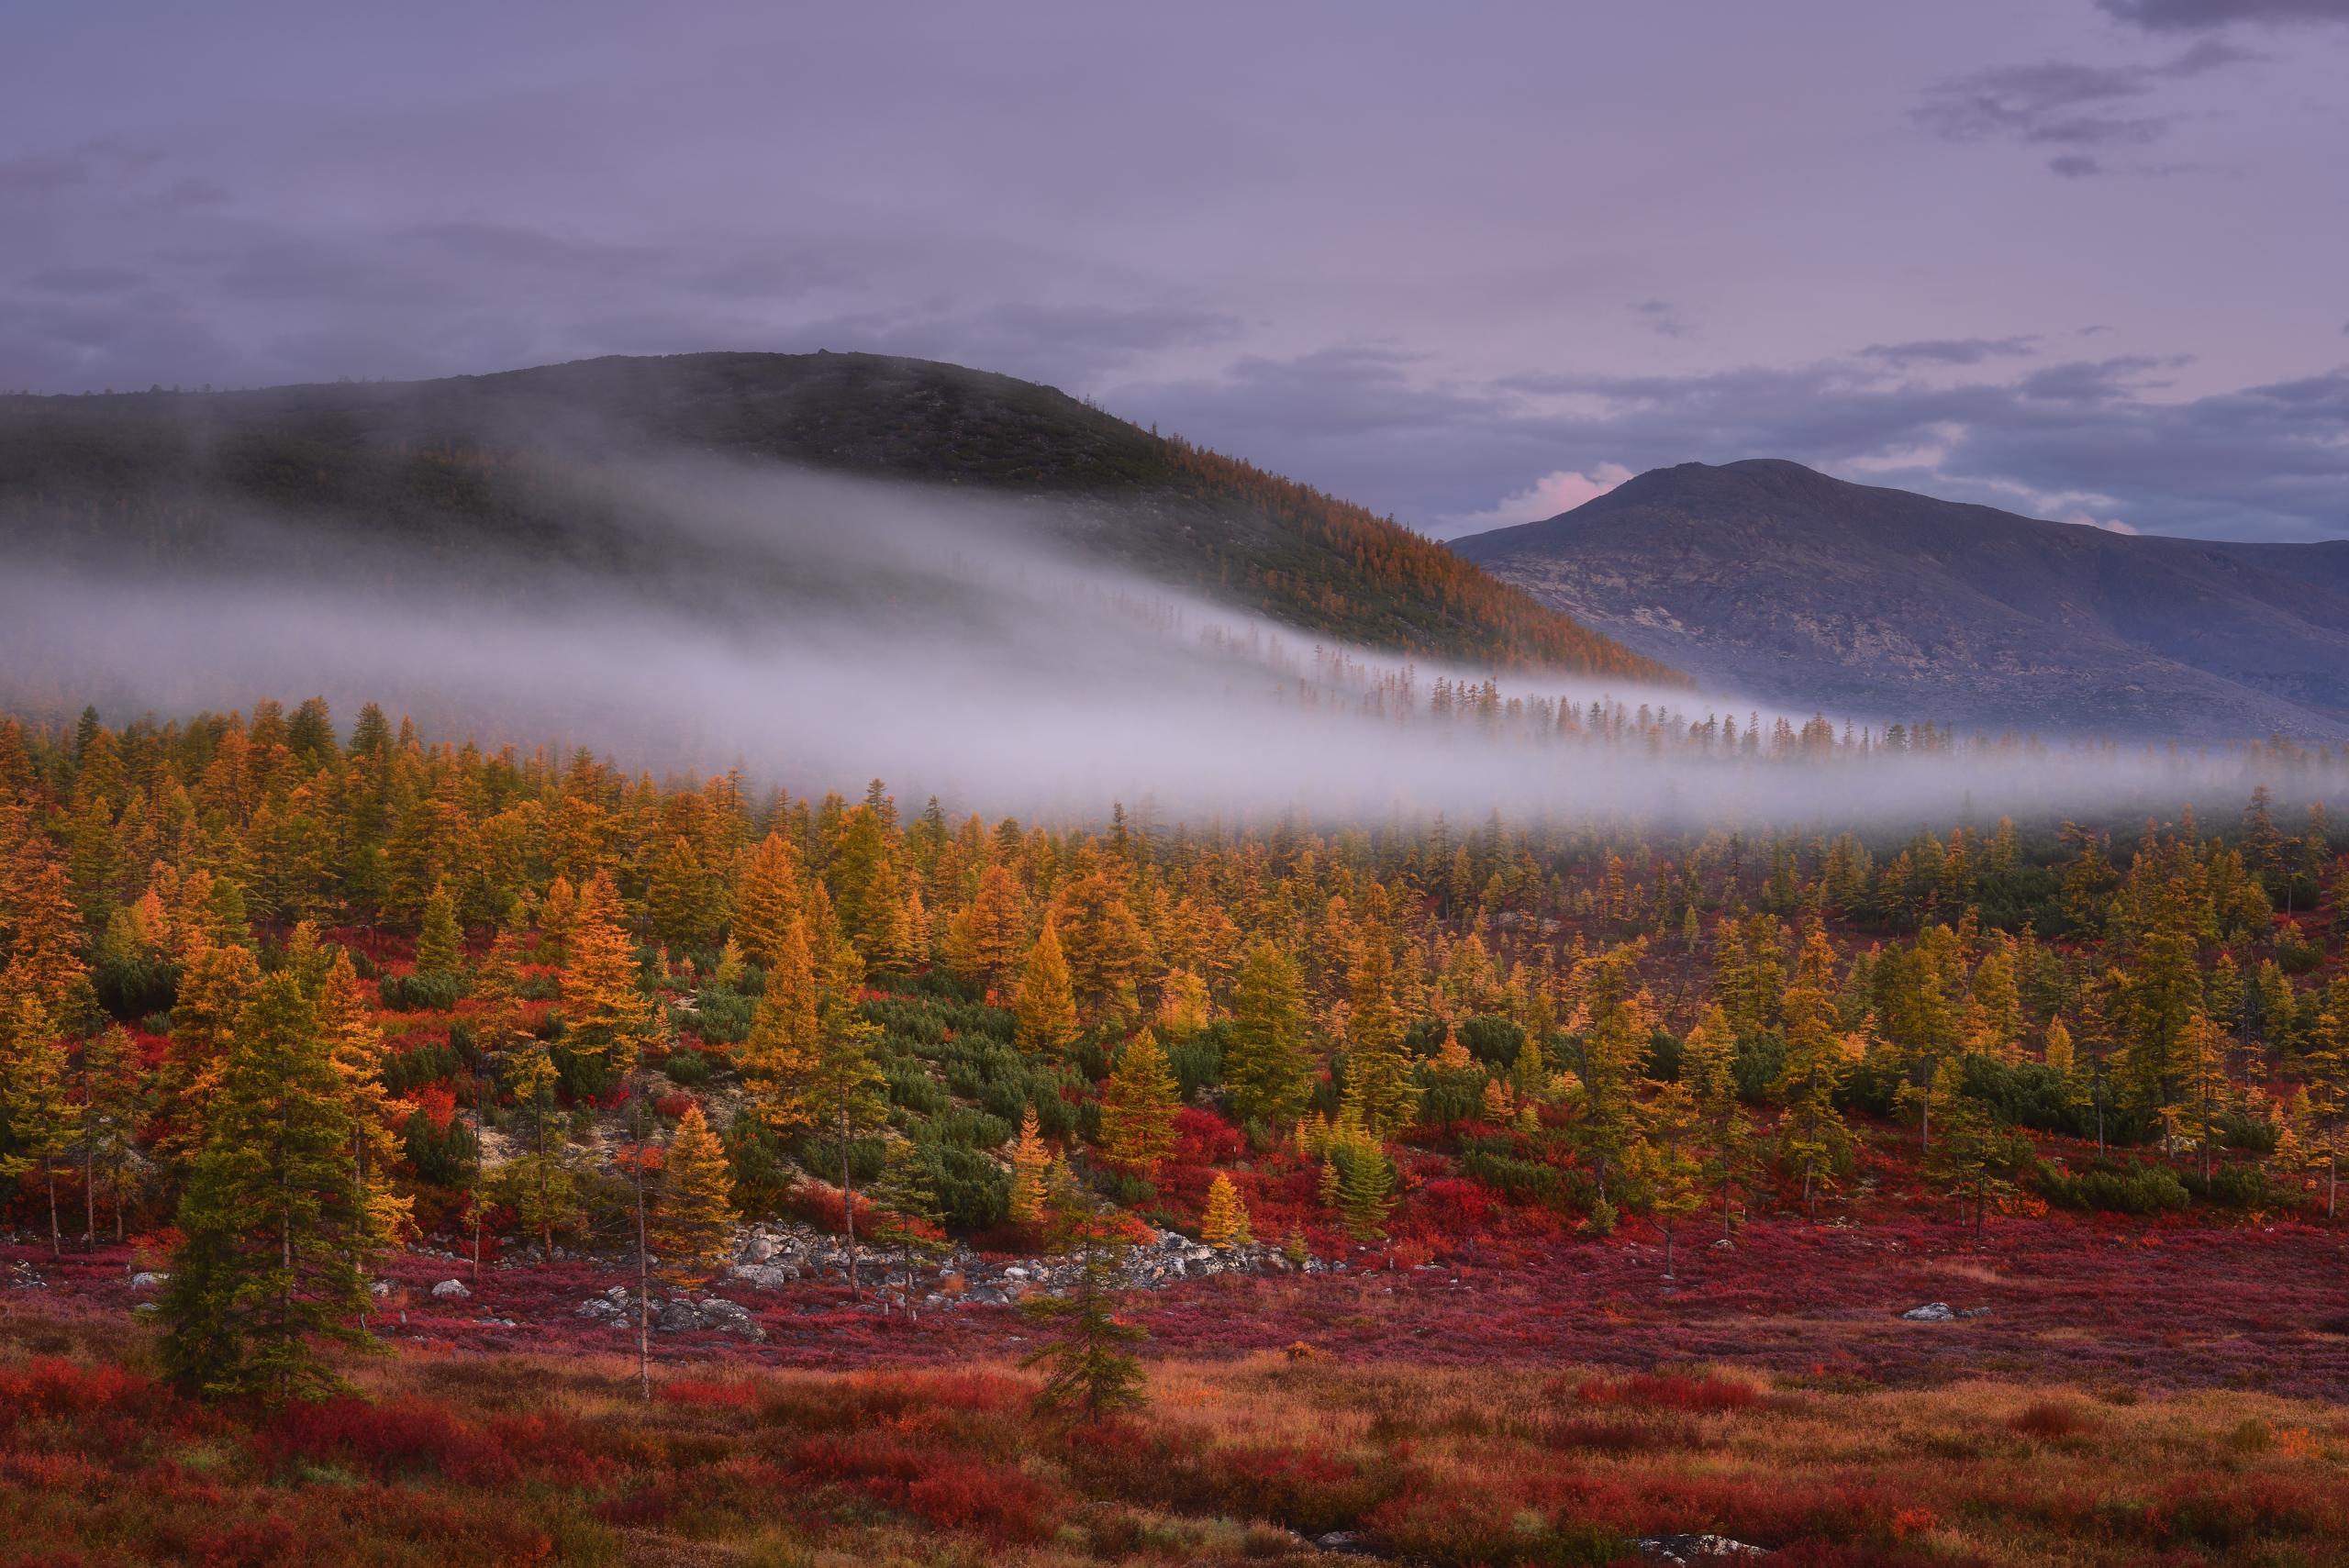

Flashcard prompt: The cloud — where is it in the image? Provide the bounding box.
[1860,337,2039,366]
[1910,39,2252,158]
[1433,464,1636,538]
[2098,0,2349,28]
[1632,299,1695,339]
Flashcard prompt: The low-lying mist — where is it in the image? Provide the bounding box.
[0,456,2324,828]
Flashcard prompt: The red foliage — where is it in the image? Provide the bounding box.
[653,1092,697,1119]
[1415,1176,1497,1234]
[0,1359,176,1427]
[1172,1108,1245,1166]
[1571,1373,1760,1413]
[408,1083,457,1134]
[784,1182,881,1236]
[2009,1400,2094,1440]
[788,1431,1057,1541]
[262,1396,519,1487]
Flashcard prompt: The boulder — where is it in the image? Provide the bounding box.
[1901,1302,1954,1322]
[430,1279,470,1300]
[129,1272,167,1290]
[731,1263,793,1288]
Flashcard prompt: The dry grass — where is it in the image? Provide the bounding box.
[5,1318,2349,1565]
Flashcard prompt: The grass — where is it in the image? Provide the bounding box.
[4,1302,2348,1567]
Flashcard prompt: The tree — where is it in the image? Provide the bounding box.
[415,884,462,973]
[0,995,80,1260]
[151,939,261,1170]
[158,972,388,1403]
[78,1023,149,1243]
[1098,1034,1182,1174]
[869,1139,947,1316]
[1021,1175,1148,1424]
[1564,940,1655,1203]
[1341,917,1417,1135]
[1773,928,1854,1220]
[1200,1173,1254,1249]
[611,1095,660,1403]
[1225,940,1312,1125]
[1008,1106,1052,1226]
[1682,1004,1754,1245]
[652,1102,737,1284]
[1015,918,1079,1058]
[957,862,1028,996]
[1626,1078,1707,1278]
[1334,1129,1396,1240]
[730,833,804,971]
[561,869,660,1091]
[1921,1062,2014,1239]
[811,1002,888,1300]
[739,919,823,1134]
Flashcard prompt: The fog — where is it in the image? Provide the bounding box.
[0,458,2329,830]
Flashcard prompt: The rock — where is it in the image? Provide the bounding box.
[575,1298,620,1318]
[742,1237,777,1263]
[969,1286,1010,1307]
[1901,1302,1954,1321]
[731,1263,793,1288]
[696,1299,767,1340]
[431,1279,470,1300]
[1710,1238,1736,1251]
[1961,1306,1992,1319]
[657,1300,702,1331]
[368,1280,390,1297]
[1315,1530,1375,1555]
[130,1272,167,1290]
[1638,1534,1768,1562]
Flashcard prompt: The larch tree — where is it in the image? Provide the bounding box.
[1341,917,1417,1135]
[1225,940,1311,1125]
[152,939,262,1171]
[810,1001,888,1300]
[414,884,462,973]
[1098,1034,1182,1174]
[0,995,80,1260]
[1021,1173,1148,1425]
[1199,1173,1254,1249]
[1015,917,1079,1059]
[651,1102,737,1285]
[1626,1077,1707,1279]
[731,833,805,971]
[1565,940,1655,1204]
[952,862,1026,996]
[1682,1003,1754,1244]
[77,1023,148,1243]
[1008,1106,1052,1226]
[869,1138,946,1316]
[159,971,388,1404]
[562,869,661,1093]
[739,919,824,1135]
[1773,928,1854,1221]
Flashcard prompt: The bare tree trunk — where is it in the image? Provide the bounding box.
[44,1158,60,1262]
[635,1145,651,1405]
[841,1103,861,1303]
[1663,1218,1675,1280]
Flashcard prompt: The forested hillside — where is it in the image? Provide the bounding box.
[0,353,1679,682]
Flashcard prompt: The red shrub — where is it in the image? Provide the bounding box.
[1570,1373,1758,1412]
[409,1083,456,1133]
[785,1180,880,1236]
[262,1397,518,1486]
[0,1359,175,1426]
[1414,1177,1496,1235]
[662,1379,760,1408]
[1542,1417,1706,1453]
[653,1092,697,1119]
[485,1410,623,1490]
[905,1456,1061,1541]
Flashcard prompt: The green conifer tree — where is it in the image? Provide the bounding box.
[158,972,385,1403]
[1226,940,1312,1125]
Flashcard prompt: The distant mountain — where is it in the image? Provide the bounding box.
[1446,459,2349,740]
[0,352,1678,685]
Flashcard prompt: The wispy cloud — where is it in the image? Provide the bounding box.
[1911,39,2253,173]
[2098,0,2349,30]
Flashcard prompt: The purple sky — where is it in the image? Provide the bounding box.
[7,0,2347,540]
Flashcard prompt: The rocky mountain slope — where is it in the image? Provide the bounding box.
[1446,459,2349,740]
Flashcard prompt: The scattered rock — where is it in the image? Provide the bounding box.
[1638,1534,1768,1562]
[1961,1306,1992,1319]
[1315,1530,1375,1555]
[430,1279,470,1300]
[1901,1302,1954,1322]
[731,1263,794,1288]
[129,1272,167,1290]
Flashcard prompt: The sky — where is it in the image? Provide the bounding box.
[6,0,2348,542]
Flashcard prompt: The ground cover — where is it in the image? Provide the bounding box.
[4,1301,2348,1568]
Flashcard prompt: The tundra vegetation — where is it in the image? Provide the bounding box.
[2,697,2347,1564]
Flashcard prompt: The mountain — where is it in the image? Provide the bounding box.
[1445,459,2349,740]
[0,352,1677,685]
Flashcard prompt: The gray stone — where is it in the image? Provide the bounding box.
[1901,1302,1954,1322]
[430,1279,470,1300]
[1637,1535,1768,1562]
[130,1272,167,1289]
[657,1300,702,1331]
[731,1263,792,1287]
